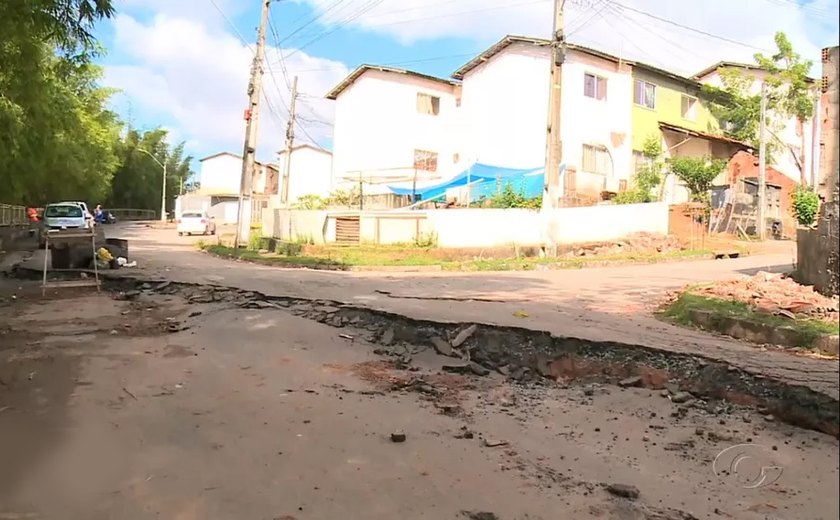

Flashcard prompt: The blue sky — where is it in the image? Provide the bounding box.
[95,0,839,167]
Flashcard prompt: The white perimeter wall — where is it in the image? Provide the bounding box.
[266,203,669,248]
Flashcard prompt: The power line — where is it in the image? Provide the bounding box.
[207,0,254,52]
[284,0,386,59]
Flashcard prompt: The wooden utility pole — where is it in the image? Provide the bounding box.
[281,75,299,206]
[234,0,271,248]
[757,82,767,240]
[542,0,566,212]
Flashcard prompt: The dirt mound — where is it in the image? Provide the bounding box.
[695,271,840,322]
[564,232,684,258]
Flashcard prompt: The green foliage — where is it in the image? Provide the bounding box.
[327,187,361,208]
[791,185,820,227]
[669,156,727,202]
[414,232,438,248]
[488,183,541,209]
[0,1,119,205]
[700,31,814,182]
[247,232,262,251]
[293,194,327,210]
[616,135,663,204]
[107,129,194,215]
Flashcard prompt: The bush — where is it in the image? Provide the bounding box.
[488,182,541,209]
[791,185,820,226]
[669,156,727,202]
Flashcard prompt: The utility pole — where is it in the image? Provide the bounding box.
[281,75,299,206]
[542,0,565,213]
[758,82,767,240]
[234,0,271,248]
[161,160,167,222]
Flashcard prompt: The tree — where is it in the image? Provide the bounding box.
[488,183,541,209]
[614,135,664,204]
[0,0,119,205]
[669,156,727,202]
[108,129,194,213]
[701,31,815,184]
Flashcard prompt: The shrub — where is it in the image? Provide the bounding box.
[669,156,727,202]
[791,185,820,226]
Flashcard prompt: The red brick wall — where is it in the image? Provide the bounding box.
[726,151,798,216]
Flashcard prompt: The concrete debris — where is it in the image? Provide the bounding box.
[431,336,454,356]
[482,438,509,448]
[618,376,643,388]
[454,426,474,439]
[605,483,640,500]
[691,270,839,322]
[670,392,692,404]
[451,324,477,348]
[390,431,406,443]
[566,232,683,259]
[442,363,471,374]
[468,362,490,377]
[380,328,395,346]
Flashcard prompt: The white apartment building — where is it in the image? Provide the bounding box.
[275,143,334,203]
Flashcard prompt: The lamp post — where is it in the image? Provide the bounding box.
[137,148,167,222]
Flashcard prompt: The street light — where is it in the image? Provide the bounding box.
[137,148,167,222]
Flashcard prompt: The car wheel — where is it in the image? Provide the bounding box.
[178,232,183,236]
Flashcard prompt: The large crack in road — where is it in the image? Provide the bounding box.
[1,270,838,519]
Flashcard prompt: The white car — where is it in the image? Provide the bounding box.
[177,212,216,236]
[39,203,88,247]
[59,201,93,226]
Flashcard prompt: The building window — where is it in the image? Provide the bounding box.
[416,93,440,115]
[681,95,697,121]
[632,150,653,173]
[633,79,656,109]
[414,149,438,172]
[584,73,607,100]
[582,144,610,175]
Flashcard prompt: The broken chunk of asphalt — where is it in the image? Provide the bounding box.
[605,483,640,500]
[442,362,491,377]
[451,324,477,348]
[380,327,395,346]
[618,376,643,388]
[482,438,509,448]
[460,512,499,520]
[390,431,406,443]
[430,336,454,356]
[671,391,693,404]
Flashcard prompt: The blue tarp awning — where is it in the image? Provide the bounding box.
[388,163,546,201]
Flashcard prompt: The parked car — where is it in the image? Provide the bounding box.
[39,203,88,247]
[59,201,93,226]
[177,212,216,236]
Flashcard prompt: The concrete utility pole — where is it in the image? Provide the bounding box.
[757,82,767,240]
[281,75,299,206]
[542,0,566,212]
[234,0,271,249]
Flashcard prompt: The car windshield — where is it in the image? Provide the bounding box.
[45,205,83,218]
[182,212,203,218]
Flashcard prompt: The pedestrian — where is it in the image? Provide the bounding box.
[94,204,106,225]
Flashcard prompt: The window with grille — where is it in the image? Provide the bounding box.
[414,150,438,172]
[583,73,607,100]
[582,144,610,175]
[416,93,440,115]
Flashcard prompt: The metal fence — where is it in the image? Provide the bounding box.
[108,208,157,221]
[0,204,27,226]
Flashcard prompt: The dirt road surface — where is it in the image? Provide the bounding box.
[0,276,837,520]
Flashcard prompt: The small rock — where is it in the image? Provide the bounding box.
[155,281,171,291]
[189,311,202,318]
[430,336,453,356]
[764,414,775,422]
[451,324,477,348]
[390,431,406,443]
[496,365,510,376]
[442,363,471,374]
[694,427,705,436]
[461,512,498,520]
[468,362,490,377]
[618,376,642,388]
[664,383,680,394]
[482,438,509,448]
[605,483,640,500]
[380,328,395,346]
[659,390,670,398]
[140,283,152,290]
[671,391,692,404]
[583,388,595,396]
[109,329,118,335]
[455,427,474,439]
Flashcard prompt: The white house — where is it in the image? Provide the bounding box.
[693,61,817,185]
[452,36,634,199]
[198,152,279,196]
[326,65,465,195]
[275,143,334,203]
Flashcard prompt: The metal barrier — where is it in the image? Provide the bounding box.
[108,208,157,221]
[0,204,27,226]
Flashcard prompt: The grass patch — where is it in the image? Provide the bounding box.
[201,241,712,272]
[661,292,838,348]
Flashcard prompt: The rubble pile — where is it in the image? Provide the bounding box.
[564,232,684,258]
[694,271,840,322]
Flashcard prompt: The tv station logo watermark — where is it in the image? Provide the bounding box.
[713,443,785,489]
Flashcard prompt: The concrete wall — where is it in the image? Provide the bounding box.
[264,203,669,248]
[276,145,334,202]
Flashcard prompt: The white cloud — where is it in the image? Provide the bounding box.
[298,0,838,76]
[103,13,349,162]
